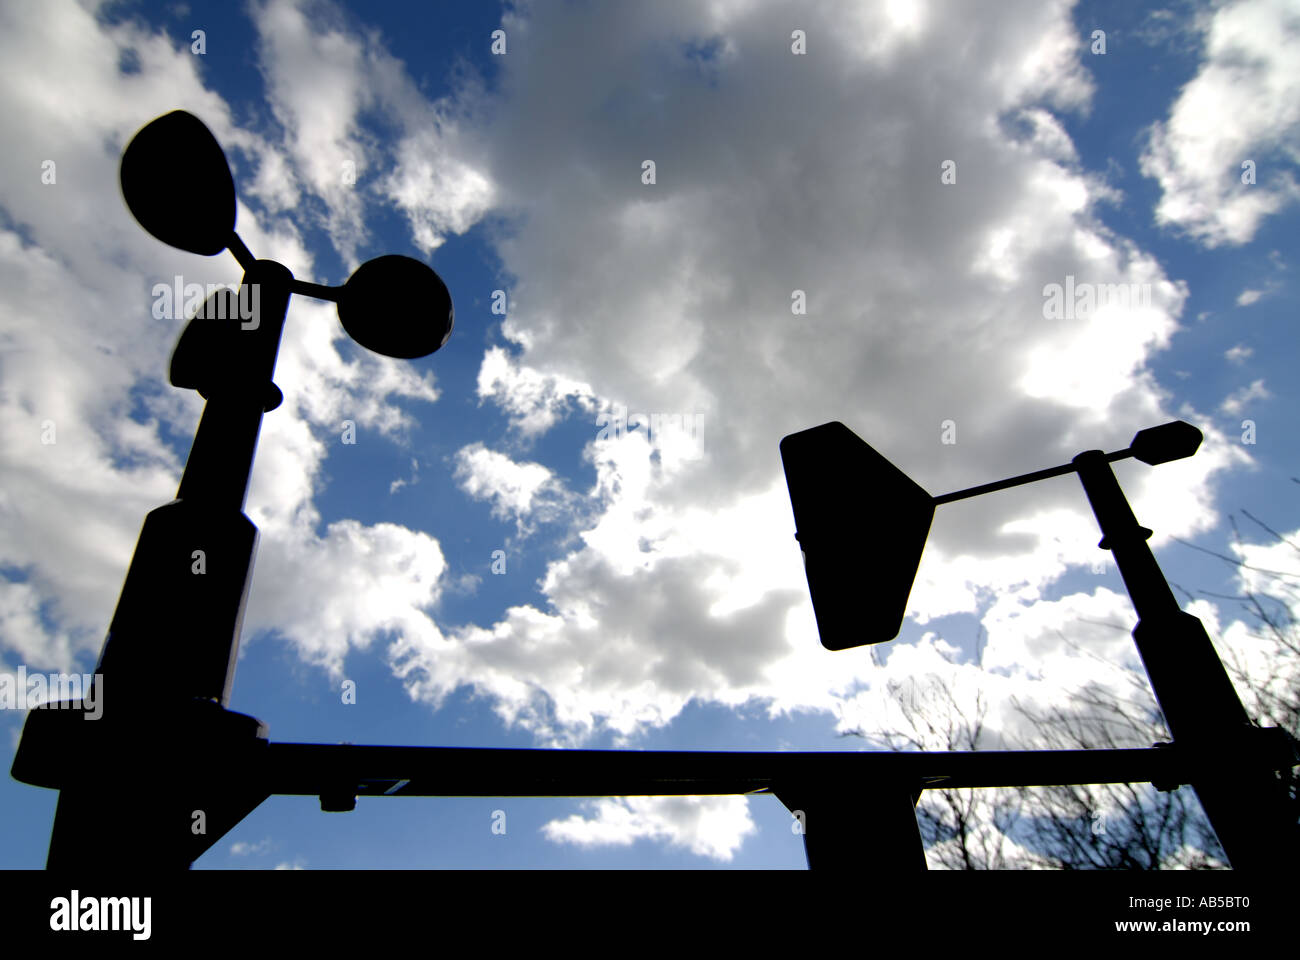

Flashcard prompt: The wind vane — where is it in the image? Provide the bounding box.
[780,418,1298,867]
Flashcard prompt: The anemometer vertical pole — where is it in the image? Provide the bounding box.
[12,110,459,870]
[95,261,291,710]
[1073,450,1298,869]
[42,264,291,869]
[176,261,292,516]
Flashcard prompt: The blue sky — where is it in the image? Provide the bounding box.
[1,0,1298,869]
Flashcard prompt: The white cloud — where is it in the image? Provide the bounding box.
[0,580,75,673]
[245,518,448,677]
[542,795,757,861]
[1140,0,1300,246]
[383,118,496,256]
[0,1,268,664]
[384,0,1236,749]
[1,4,1274,876]
[454,443,574,535]
[250,0,495,266]
[246,144,301,215]
[1219,378,1269,416]
[476,346,597,439]
[1225,343,1253,364]
[389,457,419,494]
[1236,288,1264,306]
[250,0,378,264]
[230,838,272,856]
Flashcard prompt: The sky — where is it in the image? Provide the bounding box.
[1,0,1298,870]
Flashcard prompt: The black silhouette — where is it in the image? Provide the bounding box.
[782,419,1298,868]
[10,112,1295,871]
[12,110,453,868]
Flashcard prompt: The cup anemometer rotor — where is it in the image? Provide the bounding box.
[120,109,454,359]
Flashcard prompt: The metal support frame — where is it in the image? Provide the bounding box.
[17,262,292,870]
[14,336,1299,868]
[1073,451,1299,869]
[11,109,1298,872]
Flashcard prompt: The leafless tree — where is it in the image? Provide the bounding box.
[883,675,1024,869]
[1169,506,1300,821]
[1009,674,1227,870]
[846,505,1299,869]
[849,636,1028,869]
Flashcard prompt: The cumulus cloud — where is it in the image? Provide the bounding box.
[377,0,1238,747]
[1140,0,1300,246]
[244,512,448,678]
[0,1,265,664]
[1224,343,1252,364]
[3,1,1279,874]
[475,346,597,440]
[251,0,386,263]
[454,443,575,536]
[250,0,495,266]
[542,795,757,861]
[383,117,496,256]
[1219,378,1269,416]
[230,838,273,856]
[389,456,419,494]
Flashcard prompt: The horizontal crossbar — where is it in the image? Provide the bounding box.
[261,742,1191,798]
